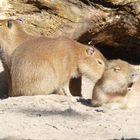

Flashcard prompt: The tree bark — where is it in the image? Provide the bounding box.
[2,0,140,62]
[26,0,140,62]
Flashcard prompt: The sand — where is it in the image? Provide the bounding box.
[0,94,140,140]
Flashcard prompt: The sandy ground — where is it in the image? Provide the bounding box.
[0,95,140,140]
[0,63,140,140]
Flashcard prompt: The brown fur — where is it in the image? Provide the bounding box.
[0,19,105,96]
[10,36,106,96]
[120,75,140,109]
[92,59,138,108]
[0,19,33,65]
[0,19,33,96]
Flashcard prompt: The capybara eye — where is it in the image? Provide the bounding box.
[130,72,138,80]
[6,20,12,29]
[97,59,103,65]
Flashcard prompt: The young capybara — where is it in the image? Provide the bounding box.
[92,59,138,108]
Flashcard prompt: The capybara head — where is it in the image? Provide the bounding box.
[0,19,23,41]
[79,45,107,82]
[93,59,138,98]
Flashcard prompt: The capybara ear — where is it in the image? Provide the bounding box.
[113,66,121,71]
[86,46,94,55]
[16,18,23,24]
[6,20,12,29]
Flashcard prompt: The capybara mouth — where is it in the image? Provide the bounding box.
[127,82,134,91]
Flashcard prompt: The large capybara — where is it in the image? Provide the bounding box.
[0,19,107,97]
[0,19,33,97]
[10,37,106,97]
